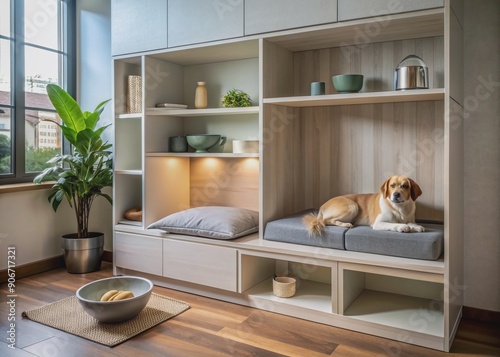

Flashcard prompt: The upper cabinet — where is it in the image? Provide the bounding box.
[338,0,443,21]
[168,0,244,48]
[245,0,338,35]
[111,0,168,56]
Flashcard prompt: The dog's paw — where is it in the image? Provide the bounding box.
[394,224,410,233]
[410,224,425,233]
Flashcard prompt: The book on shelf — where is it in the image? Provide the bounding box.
[155,103,188,109]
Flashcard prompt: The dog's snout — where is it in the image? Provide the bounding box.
[393,192,401,198]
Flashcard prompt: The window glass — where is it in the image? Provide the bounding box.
[0,39,10,105]
[24,0,60,50]
[1,0,72,183]
[25,110,62,173]
[25,46,59,108]
[0,0,10,37]
[0,106,12,174]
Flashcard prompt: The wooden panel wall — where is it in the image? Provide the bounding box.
[288,102,445,221]
[293,37,444,96]
[145,157,190,226]
[190,157,259,211]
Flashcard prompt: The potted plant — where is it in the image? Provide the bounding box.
[34,84,113,273]
[221,88,252,107]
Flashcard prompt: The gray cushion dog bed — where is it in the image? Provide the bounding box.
[264,210,444,260]
[264,209,347,250]
[345,223,444,260]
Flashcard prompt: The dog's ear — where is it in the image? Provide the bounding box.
[380,178,391,198]
[409,178,423,201]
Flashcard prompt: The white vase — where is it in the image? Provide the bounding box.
[194,81,207,109]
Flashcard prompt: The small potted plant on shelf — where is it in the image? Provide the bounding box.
[34,84,113,274]
[221,88,252,107]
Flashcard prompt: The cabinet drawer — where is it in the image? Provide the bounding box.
[245,0,337,35]
[111,0,168,55]
[163,240,237,292]
[168,0,243,47]
[338,0,443,21]
[115,232,163,276]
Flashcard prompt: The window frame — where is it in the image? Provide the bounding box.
[0,0,75,185]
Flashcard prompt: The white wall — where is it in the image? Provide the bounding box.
[0,188,112,268]
[75,0,113,249]
[77,0,113,146]
[463,0,500,312]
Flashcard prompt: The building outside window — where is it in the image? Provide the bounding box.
[0,0,75,182]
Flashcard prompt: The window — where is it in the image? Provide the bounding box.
[0,0,75,183]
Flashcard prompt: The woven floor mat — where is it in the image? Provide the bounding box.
[22,293,190,347]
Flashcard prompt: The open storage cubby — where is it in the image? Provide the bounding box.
[143,156,259,227]
[113,57,142,116]
[145,39,259,105]
[113,56,144,228]
[239,251,335,314]
[114,174,143,227]
[114,116,142,172]
[145,111,259,155]
[339,262,445,349]
[141,40,260,155]
[261,100,445,223]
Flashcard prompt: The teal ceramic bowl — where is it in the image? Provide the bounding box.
[186,134,225,153]
[332,74,364,93]
[76,276,153,323]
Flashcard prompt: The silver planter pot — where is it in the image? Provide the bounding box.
[61,233,104,274]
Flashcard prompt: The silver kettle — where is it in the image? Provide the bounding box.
[394,55,429,90]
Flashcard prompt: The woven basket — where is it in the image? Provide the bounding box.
[127,75,142,114]
[272,276,296,298]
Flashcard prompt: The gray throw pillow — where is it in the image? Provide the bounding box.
[147,206,259,240]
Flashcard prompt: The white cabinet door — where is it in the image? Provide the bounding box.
[163,239,238,292]
[115,232,163,276]
[338,0,443,21]
[245,0,337,35]
[168,0,244,47]
[111,0,167,56]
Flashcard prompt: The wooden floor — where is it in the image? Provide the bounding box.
[1,263,499,357]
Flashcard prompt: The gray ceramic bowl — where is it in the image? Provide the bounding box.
[76,276,153,323]
[332,74,364,93]
[186,134,224,153]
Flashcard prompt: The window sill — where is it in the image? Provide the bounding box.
[0,182,55,194]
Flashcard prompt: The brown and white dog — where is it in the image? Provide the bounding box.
[303,175,425,235]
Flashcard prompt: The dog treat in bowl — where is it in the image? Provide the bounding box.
[100,290,135,302]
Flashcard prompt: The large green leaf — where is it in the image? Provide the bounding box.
[86,99,111,130]
[46,84,86,134]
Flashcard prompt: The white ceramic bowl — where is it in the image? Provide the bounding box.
[76,276,153,323]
